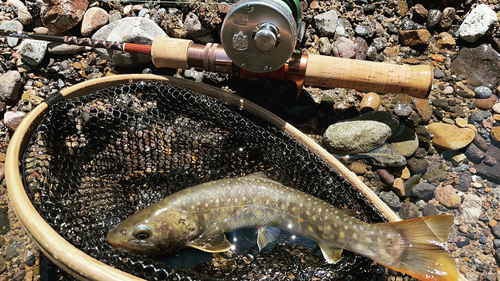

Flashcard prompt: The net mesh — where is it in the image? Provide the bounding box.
[21,80,390,280]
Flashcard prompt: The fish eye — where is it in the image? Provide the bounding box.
[133,225,151,240]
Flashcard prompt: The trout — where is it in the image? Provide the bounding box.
[107,172,458,281]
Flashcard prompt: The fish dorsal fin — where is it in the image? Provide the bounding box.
[319,244,343,264]
[257,226,280,251]
[187,225,232,253]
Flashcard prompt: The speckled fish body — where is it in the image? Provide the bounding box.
[107,172,458,281]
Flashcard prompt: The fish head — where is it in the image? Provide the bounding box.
[107,207,198,255]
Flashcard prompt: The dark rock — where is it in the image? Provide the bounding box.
[455,171,472,192]
[403,174,422,192]
[494,239,500,249]
[450,45,500,89]
[415,126,431,149]
[412,4,428,23]
[432,98,449,109]
[469,111,492,126]
[422,164,448,183]
[365,143,407,168]
[11,270,25,281]
[434,69,445,79]
[407,157,429,174]
[414,147,427,158]
[440,7,455,30]
[401,18,425,30]
[427,9,443,30]
[393,102,413,117]
[495,252,500,271]
[475,145,500,183]
[474,86,493,99]
[407,182,436,201]
[379,191,401,211]
[492,224,500,238]
[398,200,422,219]
[456,239,470,248]
[422,203,439,216]
[376,169,395,186]
[5,241,23,261]
[465,143,486,163]
[0,257,5,274]
[0,204,9,235]
[25,251,35,267]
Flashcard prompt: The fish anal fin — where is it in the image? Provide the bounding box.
[187,225,233,253]
[257,226,280,251]
[319,244,343,264]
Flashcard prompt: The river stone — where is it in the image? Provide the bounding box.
[398,29,431,46]
[413,98,433,124]
[41,0,88,33]
[0,256,5,274]
[406,157,429,174]
[389,126,418,157]
[380,191,401,211]
[18,39,48,66]
[428,123,475,150]
[474,86,492,99]
[5,241,23,261]
[7,0,32,25]
[365,143,407,168]
[81,7,109,36]
[450,45,500,90]
[319,37,332,55]
[314,10,339,37]
[458,4,497,43]
[461,193,482,223]
[426,9,442,30]
[475,145,500,183]
[465,142,486,163]
[0,21,23,47]
[455,171,472,192]
[407,182,436,201]
[398,200,422,220]
[47,43,86,55]
[440,7,455,30]
[422,164,447,183]
[0,70,22,103]
[332,37,356,59]
[435,184,461,208]
[0,204,9,235]
[454,81,475,98]
[92,17,167,67]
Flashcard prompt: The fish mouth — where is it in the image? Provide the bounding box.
[107,235,162,254]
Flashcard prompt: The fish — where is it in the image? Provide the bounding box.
[107,172,459,281]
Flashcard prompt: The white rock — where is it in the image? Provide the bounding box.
[458,4,497,43]
[460,193,482,223]
[314,10,339,37]
[0,21,23,47]
[7,0,32,25]
[493,102,500,114]
[18,39,48,66]
[81,7,109,36]
[4,110,27,131]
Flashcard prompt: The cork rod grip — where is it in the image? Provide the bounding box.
[304,54,433,99]
[151,36,192,69]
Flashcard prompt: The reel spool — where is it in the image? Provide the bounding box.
[220,0,304,73]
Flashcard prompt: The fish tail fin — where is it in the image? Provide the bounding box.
[381,215,459,281]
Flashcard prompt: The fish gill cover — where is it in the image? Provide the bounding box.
[21,81,388,280]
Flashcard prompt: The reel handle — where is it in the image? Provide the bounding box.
[304,54,432,99]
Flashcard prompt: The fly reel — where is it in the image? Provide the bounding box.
[220,0,306,73]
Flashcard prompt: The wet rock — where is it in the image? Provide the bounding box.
[458,4,497,43]
[399,29,431,46]
[323,111,399,154]
[407,182,436,201]
[465,143,486,163]
[18,39,48,66]
[426,9,442,30]
[0,21,23,47]
[428,123,475,150]
[406,157,429,174]
[398,200,422,219]
[435,184,461,208]
[440,7,455,30]
[401,18,425,31]
[92,17,167,67]
[365,143,407,167]
[475,145,500,183]
[450,45,500,89]
[474,86,492,99]
[5,241,23,261]
[354,37,368,60]
[41,0,89,34]
[389,126,418,157]
[314,10,338,37]
[332,37,356,59]
[4,110,27,131]
[412,4,428,23]
[318,37,332,55]
[393,102,413,117]
[454,82,475,98]
[359,92,380,112]
[7,0,32,25]
[0,70,22,103]
[379,191,401,211]
[461,193,482,223]
[47,43,85,55]
[81,7,109,36]
[376,169,395,186]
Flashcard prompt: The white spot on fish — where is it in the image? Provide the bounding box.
[287,223,292,229]
[299,203,303,207]
[205,203,208,207]
[228,198,231,202]
[353,233,357,239]
[318,208,322,213]
[191,205,195,209]
[216,199,219,204]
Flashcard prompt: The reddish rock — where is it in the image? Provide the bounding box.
[474,99,496,110]
[399,29,431,46]
[435,184,461,208]
[412,98,433,124]
[41,0,89,34]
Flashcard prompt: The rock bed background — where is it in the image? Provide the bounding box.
[0,0,500,280]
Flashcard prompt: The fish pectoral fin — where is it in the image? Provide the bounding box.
[187,226,233,253]
[319,244,343,264]
[257,226,280,251]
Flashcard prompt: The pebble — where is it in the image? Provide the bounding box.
[354,37,368,60]
[359,92,380,112]
[461,193,483,223]
[440,7,455,30]
[412,4,428,22]
[18,39,48,66]
[407,157,429,174]
[349,161,367,175]
[11,269,25,281]
[332,37,356,59]
[412,98,433,124]
[355,23,374,38]
[474,99,496,110]
[422,203,439,216]
[92,17,167,67]
[436,32,456,50]
[318,37,332,55]
[81,7,109,36]
[0,204,9,235]
[426,9,442,29]
[184,68,204,83]
[493,103,500,114]
[401,18,425,30]
[4,110,27,131]
[491,127,500,143]
[392,178,405,196]
[450,44,500,89]
[389,126,419,157]
[398,29,431,46]
[0,257,5,274]
[393,102,413,117]
[314,10,339,37]
[0,21,23,47]
[7,0,32,25]
[40,0,88,33]
[428,123,475,150]
[379,191,401,211]
[465,143,486,163]
[407,182,436,201]
[458,4,498,43]
[365,143,407,167]
[184,12,211,38]
[398,200,422,219]
[5,241,23,261]
[400,167,410,180]
[474,86,492,99]
[0,70,22,103]
[376,169,395,186]
[454,82,475,98]
[435,184,461,208]
[47,43,86,55]
[422,164,448,183]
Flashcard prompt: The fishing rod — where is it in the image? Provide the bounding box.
[0,0,433,99]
